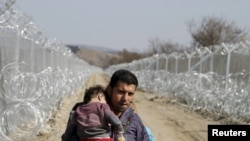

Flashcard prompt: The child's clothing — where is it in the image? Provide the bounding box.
[75,102,123,141]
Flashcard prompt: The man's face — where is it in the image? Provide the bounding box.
[110,81,136,115]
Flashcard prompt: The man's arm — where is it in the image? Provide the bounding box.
[102,103,124,134]
[61,102,84,141]
[61,111,79,141]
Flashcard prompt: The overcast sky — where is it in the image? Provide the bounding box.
[14,0,250,52]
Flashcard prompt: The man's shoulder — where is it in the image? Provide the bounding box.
[127,103,141,118]
[123,107,140,120]
[72,102,84,110]
[125,106,145,124]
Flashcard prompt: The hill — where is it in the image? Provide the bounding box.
[66,44,150,68]
[66,44,120,68]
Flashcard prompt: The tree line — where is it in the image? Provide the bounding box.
[108,16,249,66]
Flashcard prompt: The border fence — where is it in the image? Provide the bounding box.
[0,1,101,141]
[106,41,250,124]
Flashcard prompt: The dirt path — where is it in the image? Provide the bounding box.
[31,72,221,141]
[134,91,220,141]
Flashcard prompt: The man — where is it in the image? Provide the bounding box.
[105,69,150,141]
[62,69,150,141]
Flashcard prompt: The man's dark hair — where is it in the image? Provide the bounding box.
[83,85,105,104]
[108,69,138,89]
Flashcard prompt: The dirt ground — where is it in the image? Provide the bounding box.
[31,72,222,141]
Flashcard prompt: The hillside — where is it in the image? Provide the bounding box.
[67,45,120,68]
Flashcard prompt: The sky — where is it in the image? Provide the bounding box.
[13,0,250,52]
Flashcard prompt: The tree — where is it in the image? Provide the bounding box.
[121,49,149,62]
[188,16,248,48]
[148,37,185,54]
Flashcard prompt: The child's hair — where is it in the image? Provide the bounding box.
[83,85,105,104]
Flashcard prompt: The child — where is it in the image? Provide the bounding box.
[75,85,124,141]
